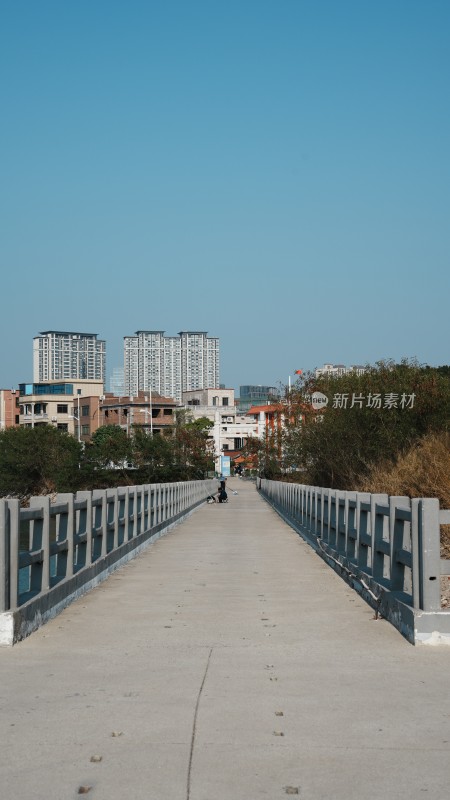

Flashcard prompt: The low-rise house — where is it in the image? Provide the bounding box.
[99,391,177,437]
[18,380,105,440]
[0,389,20,429]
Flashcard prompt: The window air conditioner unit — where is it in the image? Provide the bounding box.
[227,417,233,423]
[51,416,57,422]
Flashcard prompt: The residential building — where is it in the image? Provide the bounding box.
[246,403,284,443]
[0,389,20,429]
[17,379,177,443]
[315,363,366,378]
[33,331,106,383]
[238,384,279,412]
[246,393,311,457]
[124,330,219,403]
[100,391,177,438]
[183,388,256,472]
[109,366,125,396]
[18,380,105,440]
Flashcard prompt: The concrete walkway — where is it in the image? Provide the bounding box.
[1,479,450,800]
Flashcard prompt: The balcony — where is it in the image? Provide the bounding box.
[21,413,49,422]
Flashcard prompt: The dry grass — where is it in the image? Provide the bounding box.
[357,433,450,503]
[356,433,450,556]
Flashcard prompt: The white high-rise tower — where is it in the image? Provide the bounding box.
[124,330,219,402]
[33,331,106,383]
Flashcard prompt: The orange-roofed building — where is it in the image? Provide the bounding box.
[246,403,284,440]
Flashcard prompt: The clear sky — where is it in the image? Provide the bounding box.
[1,0,449,392]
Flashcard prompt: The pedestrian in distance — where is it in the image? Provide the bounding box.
[218,487,228,503]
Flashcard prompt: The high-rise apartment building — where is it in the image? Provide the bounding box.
[124,330,219,402]
[109,366,125,396]
[33,331,106,384]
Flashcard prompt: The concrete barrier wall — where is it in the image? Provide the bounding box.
[0,479,216,646]
[258,478,450,646]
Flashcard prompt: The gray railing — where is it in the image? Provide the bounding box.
[258,478,450,645]
[0,479,216,645]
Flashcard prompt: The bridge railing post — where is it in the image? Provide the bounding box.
[54,494,73,578]
[95,490,108,558]
[370,494,389,582]
[328,492,337,549]
[336,491,346,552]
[122,488,129,543]
[79,491,93,566]
[411,499,421,609]
[389,497,411,593]
[322,489,330,543]
[9,501,19,609]
[418,498,441,612]
[119,488,126,542]
[128,486,136,540]
[107,489,119,550]
[29,496,50,595]
[356,493,371,570]
[0,500,10,612]
[345,492,357,560]
[318,488,325,540]
[148,484,153,529]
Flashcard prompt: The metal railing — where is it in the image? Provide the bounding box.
[258,478,450,644]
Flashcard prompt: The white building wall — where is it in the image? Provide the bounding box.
[315,363,367,378]
[124,336,139,396]
[163,336,181,400]
[33,332,106,383]
[182,388,257,471]
[124,331,219,403]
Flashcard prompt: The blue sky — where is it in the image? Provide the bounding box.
[1,0,449,392]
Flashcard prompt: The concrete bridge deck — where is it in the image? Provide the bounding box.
[2,478,450,800]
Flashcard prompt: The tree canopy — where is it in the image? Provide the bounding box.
[0,426,82,497]
[241,360,449,491]
[0,414,216,499]
[283,359,449,489]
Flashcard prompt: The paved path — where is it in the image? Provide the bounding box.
[1,478,450,800]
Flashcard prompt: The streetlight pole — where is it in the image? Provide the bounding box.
[149,388,153,436]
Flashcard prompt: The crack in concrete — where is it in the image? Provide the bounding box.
[186,647,213,800]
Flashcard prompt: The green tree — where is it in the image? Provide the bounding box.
[131,428,177,482]
[173,414,215,478]
[282,360,450,489]
[88,425,131,470]
[0,426,82,497]
[242,434,280,478]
